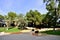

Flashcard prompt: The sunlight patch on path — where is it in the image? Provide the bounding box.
[0,32,10,36]
[20,30,31,32]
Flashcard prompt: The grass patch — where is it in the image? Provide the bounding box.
[5,28,20,32]
[0,27,21,32]
[40,30,60,35]
[0,27,5,32]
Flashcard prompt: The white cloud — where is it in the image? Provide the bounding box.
[0,9,6,15]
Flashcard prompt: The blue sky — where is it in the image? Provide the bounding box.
[0,0,48,15]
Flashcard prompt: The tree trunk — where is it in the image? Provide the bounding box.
[53,27,55,31]
[6,20,9,30]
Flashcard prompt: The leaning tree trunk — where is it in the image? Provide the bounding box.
[6,20,10,30]
[16,21,20,28]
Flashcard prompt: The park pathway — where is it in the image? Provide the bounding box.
[0,27,60,40]
[0,32,60,40]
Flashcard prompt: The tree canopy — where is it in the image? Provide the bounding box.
[8,12,17,20]
[43,0,60,23]
[26,10,42,26]
[43,0,60,29]
[0,15,4,19]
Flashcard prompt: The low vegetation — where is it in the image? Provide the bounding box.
[0,27,20,33]
[40,30,60,35]
[0,27,5,32]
